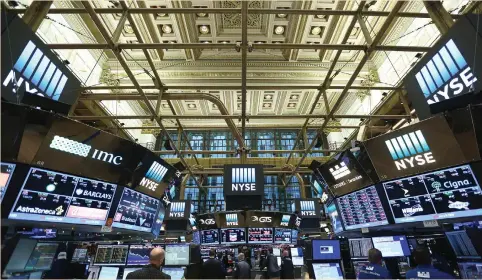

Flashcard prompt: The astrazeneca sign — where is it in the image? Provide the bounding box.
[223,164,264,196]
[404,15,482,120]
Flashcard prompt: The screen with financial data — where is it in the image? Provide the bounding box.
[201,229,220,245]
[383,165,482,224]
[94,245,128,265]
[24,243,58,271]
[0,162,16,202]
[337,186,389,230]
[372,236,411,257]
[165,244,190,266]
[220,228,246,244]
[326,202,343,234]
[349,238,374,258]
[312,263,343,280]
[248,228,273,244]
[445,231,481,258]
[126,245,158,266]
[112,188,160,232]
[274,228,292,243]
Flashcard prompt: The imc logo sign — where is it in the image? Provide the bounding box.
[300,200,316,216]
[50,135,123,165]
[415,39,477,104]
[280,215,291,227]
[231,167,256,192]
[169,202,185,218]
[226,213,238,226]
[385,130,435,170]
[140,162,168,192]
[329,162,350,180]
[3,41,68,100]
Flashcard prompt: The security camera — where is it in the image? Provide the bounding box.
[248,42,253,52]
[235,42,241,52]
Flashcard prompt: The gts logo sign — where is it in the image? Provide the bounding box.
[252,216,272,223]
[199,218,215,225]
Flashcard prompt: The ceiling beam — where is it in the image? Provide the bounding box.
[241,0,248,159]
[71,114,410,120]
[121,125,361,130]
[84,85,398,90]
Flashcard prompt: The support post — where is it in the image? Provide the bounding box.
[22,1,53,31]
[423,1,454,34]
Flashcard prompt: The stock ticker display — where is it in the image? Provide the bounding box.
[337,186,389,230]
[349,238,374,258]
[248,228,273,244]
[94,245,128,265]
[274,228,292,243]
[127,245,164,265]
[201,229,220,245]
[383,165,482,223]
[112,188,160,232]
[8,168,116,225]
[221,228,246,244]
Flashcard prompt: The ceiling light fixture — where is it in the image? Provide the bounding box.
[197,12,207,17]
[162,25,172,34]
[124,24,134,34]
[199,25,210,34]
[277,13,287,18]
[288,103,296,108]
[274,26,285,35]
[311,26,322,35]
[265,95,273,100]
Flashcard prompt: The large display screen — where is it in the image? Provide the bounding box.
[372,236,411,257]
[349,238,374,258]
[165,244,190,266]
[445,231,481,258]
[318,150,373,197]
[112,188,160,232]
[201,229,220,245]
[337,186,389,230]
[94,245,128,265]
[71,248,88,263]
[223,164,264,196]
[326,202,343,234]
[98,267,119,280]
[312,240,341,260]
[383,165,482,224]
[220,228,246,244]
[312,263,343,280]
[248,228,273,244]
[8,167,116,225]
[127,245,156,266]
[457,262,482,279]
[130,153,176,199]
[274,228,292,243]
[292,256,303,266]
[291,247,303,257]
[0,162,16,202]
[24,243,58,271]
[163,267,185,279]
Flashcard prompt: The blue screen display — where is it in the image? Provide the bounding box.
[312,263,343,280]
[326,203,343,234]
[372,236,411,257]
[312,240,341,260]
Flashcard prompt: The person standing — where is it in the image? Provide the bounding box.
[261,248,280,279]
[357,248,392,279]
[406,247,454,279]
[126,248,171,279]
[280,250,295,279]
[201,248,226,279]
[233,253,251,279]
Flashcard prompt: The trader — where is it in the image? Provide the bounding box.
[260,248,280,279]
[357,248,392,279]
[201,248,226,279]
[233,253,251,279]
[126,247,171,279]
[280,250,295,279]
[406,247,454,279]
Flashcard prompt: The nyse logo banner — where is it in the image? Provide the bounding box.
[169,202,185,218]
[329,162,351,180]
[224,164,264,196]
[232,167,256,192]
[385,130,435,170]
[140,162,168,192]
[226,213,238,226]
[300,200,317,217]
[280,215,291,227]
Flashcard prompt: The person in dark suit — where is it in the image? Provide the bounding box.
[280,250,295,279]
[233,253,251,279]
[201,248,226,279]
[261,248,280,279]
[126,248,171,279]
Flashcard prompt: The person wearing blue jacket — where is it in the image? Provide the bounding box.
[406,247,454,279]
[358,248,392,279]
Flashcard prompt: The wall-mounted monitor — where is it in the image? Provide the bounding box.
[8,167,116,226]
[112,188,160,232]
[94,245,128,266]
[274,228,292,244]
[372,236,411,257]
[349,238,374,258]
[220,228,246,245]
[201,229,220,245]
[312,240,341,260]
[0,162,16,202]
[337,186,389,230]
[165,244,190,266]
[248,228,273,244]
[383,165,482,224]
[312,263,343,280]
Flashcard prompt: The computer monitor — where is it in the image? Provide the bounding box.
[162,267,185,279]
[446,231,481,258]
[98,267,119,280]
[277,257,281,266]
[273,248,281,257]
[24,242,59,271]
[165,244,190,266]
[290,247,303,257]
[457,262,482,279]
[122,268,137,280]
[349,238,374,258]
[372,236,411,257]
[312,240,341,260]
[292,256,303,266]
[312,263,343,280]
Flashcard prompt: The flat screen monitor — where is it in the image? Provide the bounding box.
[248,228,273,244]
[162,267,185,279]
[349,238,374,258]
[291,230,298,243]
[326,202,343,234]
[274,228,291,244]
[290,247,303,257]
[17,228,57,239]
[273,248,281,256]
[94,245,129,265]
[457,262,482,279]
[8,167,117,226]
[98,267,119,280]
[382,165,482,224]
[312,240,341,260]
[71,248,88,263]
[24,242,59,271]
[220,228,246,245]
[127,245,155,266]
[277,256,281,266]
[446,231,481,258]
[292,256,303,266]
[372,236,411,257]
[165,244,190,266]
[4,239,37,273]
[337,186,389,230]
[353,260,370,276]
[112,188,160,232]
[122,268,137,280]
[0,162,16,202]
[312,263,343,280]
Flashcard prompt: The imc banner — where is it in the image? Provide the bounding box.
[404,15,482,120]
[223,164,264,196]
[363,115,466,181]
[1,12,82,114]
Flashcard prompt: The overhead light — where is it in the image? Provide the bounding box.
[290,95,299,100]
[288,103,296,108]
[201,41,211,44]
[316,14,327,19]
[265,95,273,100]
[263,103,272,108]
[277,13,287,18]
[188,104,196,109]
[221,41,229,44]
[162,25,172,34]
[199,25,210,34]
[311,26,322,35]
[274,26,285,35]
[197,12,207,17]
[124,24,134,34]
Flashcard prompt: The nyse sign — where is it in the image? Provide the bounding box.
[385,130,436,171]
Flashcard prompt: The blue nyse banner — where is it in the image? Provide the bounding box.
[223,164,264,196]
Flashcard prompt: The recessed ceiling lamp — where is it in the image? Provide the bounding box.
[199,25,210,34]
[265,95,273,100]
[311,26,322,35]
[124,24,134,34]
[157,13,167,17]
[263,103,272,108]
[221,41,229,44]
[197,12,207,17]
[201,41,211,44]
[162,25,172,34]
[188,104,196,109]
[288,103,296,108]
[277,13,287,18]
[290,95,299,100]
[316,14,327,19]
[274,26,285,35]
